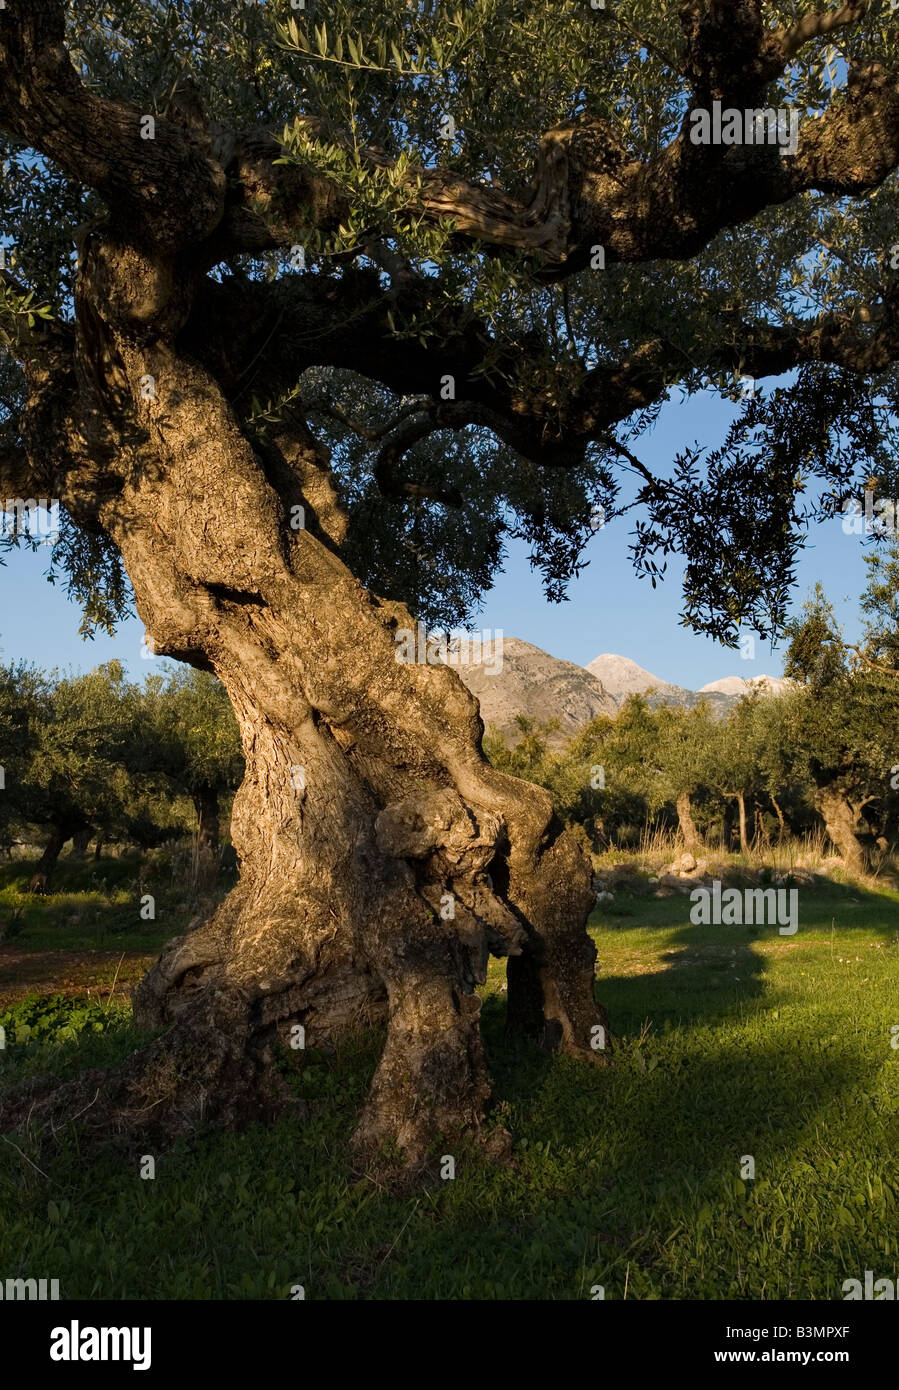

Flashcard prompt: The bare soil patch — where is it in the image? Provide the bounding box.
[0,946,155,1010]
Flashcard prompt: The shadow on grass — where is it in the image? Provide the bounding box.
[590,880,899,1037]
[0,987,890,1298]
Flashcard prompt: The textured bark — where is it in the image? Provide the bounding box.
[125,551,608,1162]
[0,220,608,1163]
[815,785,869,874]
[117,478,608,1162]
[676,792,703,851]
[10,484,608,1163]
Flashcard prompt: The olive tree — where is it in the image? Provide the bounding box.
[782,582,899,870]
[4,0,899,1160]
[142,666,243,850]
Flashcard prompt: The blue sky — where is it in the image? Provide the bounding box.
[0,388,872,690]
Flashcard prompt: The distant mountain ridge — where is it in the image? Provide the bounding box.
[698,674,792,697]
[452,640,789,742]
[587,654,790,711]
[585,653,730,712]
[451,637,617,742]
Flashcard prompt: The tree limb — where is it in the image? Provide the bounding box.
[844,641,899,677]
[1,0,892,281]
[772,2,870,63]
[214,4,891,274]
[186,261,899,472]
[0,0,223,251]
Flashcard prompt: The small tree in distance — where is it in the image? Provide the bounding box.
[142,667,243,852]
[781,584,898,872]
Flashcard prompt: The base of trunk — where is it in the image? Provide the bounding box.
[4,818,609,1171]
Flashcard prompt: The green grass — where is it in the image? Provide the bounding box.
[0,882,897,1299]
[0,855,201,953]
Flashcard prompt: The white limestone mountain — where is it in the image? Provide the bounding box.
[587,654,697,706]
[699,674,792,697]
[586,653,733,713]
[452,640,788,742]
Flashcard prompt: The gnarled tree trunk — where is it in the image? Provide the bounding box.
[675,791,703,850]
[10,237,608,1166]
[120,470,606,1162]
[815,785,869,875]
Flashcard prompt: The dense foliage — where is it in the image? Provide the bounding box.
[0,662,242,869]
[5,1,899,641]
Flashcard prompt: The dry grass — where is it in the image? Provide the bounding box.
[593,828,898,888]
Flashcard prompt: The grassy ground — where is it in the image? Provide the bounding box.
[0,859,897,1299]
[0,853,225,1008]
